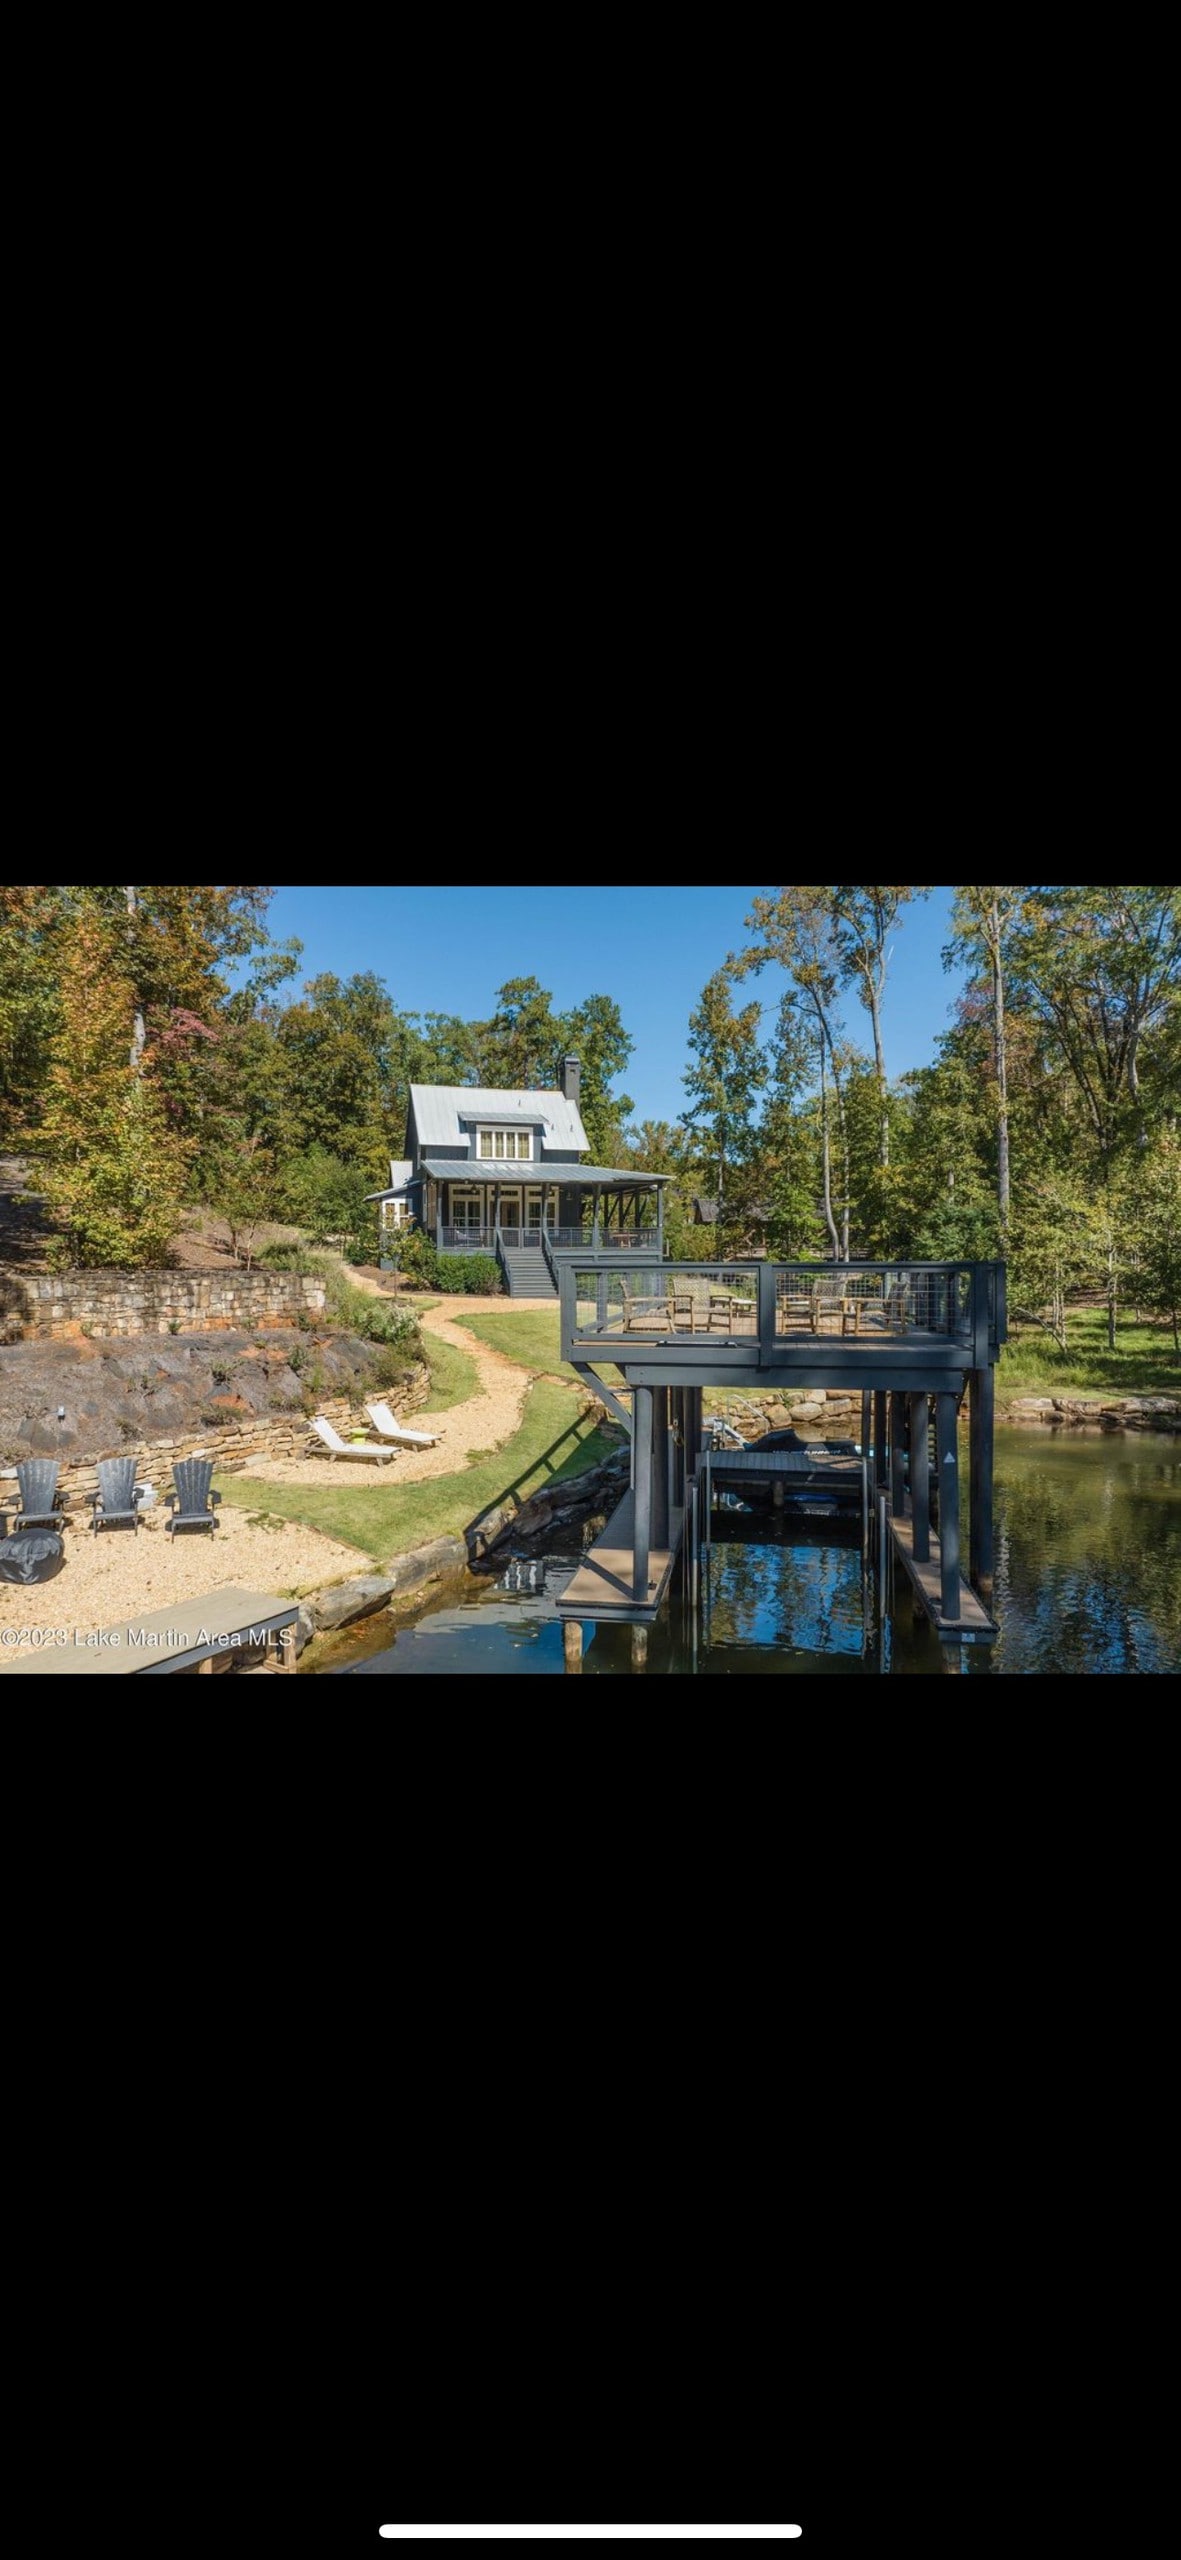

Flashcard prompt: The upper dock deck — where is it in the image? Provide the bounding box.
[560,1258,1006,1387]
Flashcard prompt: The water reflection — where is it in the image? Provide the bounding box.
[318,1428,1181,1678]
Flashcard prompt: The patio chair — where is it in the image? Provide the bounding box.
[809,1280,843,1334]
[14,1459,66,1532]
[89,1456,140,1535]
[165,1456,222,1537]
[364,1400,441,1448]
[620,1277,675,1332]
[310,1416,396,1465]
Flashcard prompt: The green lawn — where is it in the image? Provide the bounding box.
[218,1377,620,1569]
[420,1329,481,1410]
[445,1304,623,1387]
[996,1310,1181,1399]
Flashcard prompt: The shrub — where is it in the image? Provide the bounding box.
[262,1244,422,1350]
[431,1252,501,1295]
[395,1230,440,1288]
[367,1342,419,1392]
[168,1318,182,1335]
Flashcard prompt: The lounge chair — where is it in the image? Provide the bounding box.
[364,1401,441,1448]
[90,1456,140,1534]
[14,1459,66,1532]
[166,1456,222,1537]
[310,1416,396,1466]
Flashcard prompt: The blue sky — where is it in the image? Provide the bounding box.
[264,885,966,1127]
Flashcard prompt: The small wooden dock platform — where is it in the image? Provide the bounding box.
[889,1515,998,1646]
[558,1491,685,1626]
[5,1585,301,1675]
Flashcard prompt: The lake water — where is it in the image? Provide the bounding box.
[310,1428,1181,1678]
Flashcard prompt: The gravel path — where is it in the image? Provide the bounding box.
[0,1503,364,1662]
[222,1297,536,1492]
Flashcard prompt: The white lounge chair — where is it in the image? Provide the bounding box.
[310,1416,397,1466]
[364,1401,441,1448]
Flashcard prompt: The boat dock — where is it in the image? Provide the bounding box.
[557,1257,1004,1660]
[5,1584,301,1675]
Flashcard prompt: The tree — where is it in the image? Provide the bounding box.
[758,995,826,1258]
[1009,887,1181,1174]
[0,886,69,1128]
[829,886,929,1170]
[1135,1132,1181,1352]
[275,974,401,1176]
[946,887,1028,1239]
[480,977,560,1089]
[730,890,850,1256]
[558,993,634,1162]
[38,908,191,1267]
[681,971,767,1250]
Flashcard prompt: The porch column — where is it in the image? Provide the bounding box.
[969,1365,995,1605]
[936,1392,961,1623]
[633,1385,653,1604]
[435,1182,442,1252]
[890,1393,908,1519]
[909,1394,931,1563]
[652,1388,670,1549]
[874,1390,889,1490]
[593,1189,601,1250]
[657,1187,664,1257]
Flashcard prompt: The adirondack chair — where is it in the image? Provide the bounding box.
[14,1459,65,1531]
[89,1456,140,1534]
[166,1456,221,1537]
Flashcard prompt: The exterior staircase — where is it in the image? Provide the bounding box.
[499,1245,558,1300]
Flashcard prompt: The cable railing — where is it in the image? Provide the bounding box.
[561,1260,1004,1357]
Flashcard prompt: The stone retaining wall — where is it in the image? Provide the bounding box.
[0,1266,327,1342]
[0,1395,359,1511]
[717,1388,1180,1435]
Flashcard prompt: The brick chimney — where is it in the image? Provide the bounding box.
[561,1056,581,1105]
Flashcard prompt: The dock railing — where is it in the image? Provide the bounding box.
[562,1260,1006,1365]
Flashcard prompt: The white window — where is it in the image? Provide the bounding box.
[477,1127,533,1161]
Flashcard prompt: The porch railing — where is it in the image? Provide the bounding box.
[437,1223,663,1254]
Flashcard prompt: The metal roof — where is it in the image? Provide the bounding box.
[420,1159,668,1188]
[365,1159,413,1202]
[409,1083,588,1153]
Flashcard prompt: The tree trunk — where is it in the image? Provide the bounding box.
[993,933,1010,1235]
[819,1049,838,1258]
[125,886,146,1070]
[868,984,889,1169]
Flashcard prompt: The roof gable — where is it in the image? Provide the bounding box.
[408,1083,588,1153]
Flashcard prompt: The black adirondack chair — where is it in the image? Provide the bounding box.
[90,1456,140,1534]
[166,1457,221,1538]
[14,1459,65,1532]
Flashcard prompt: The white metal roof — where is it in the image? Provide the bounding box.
[408,1084,588,1153]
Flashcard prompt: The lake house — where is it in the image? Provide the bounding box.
[367,1058,668,1298]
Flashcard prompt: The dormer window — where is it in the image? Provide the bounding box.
[477,1127,533,1161]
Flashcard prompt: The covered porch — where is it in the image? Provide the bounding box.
[422,1163,669,1262]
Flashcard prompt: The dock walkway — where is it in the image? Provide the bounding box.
[6,1585,300,1675]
